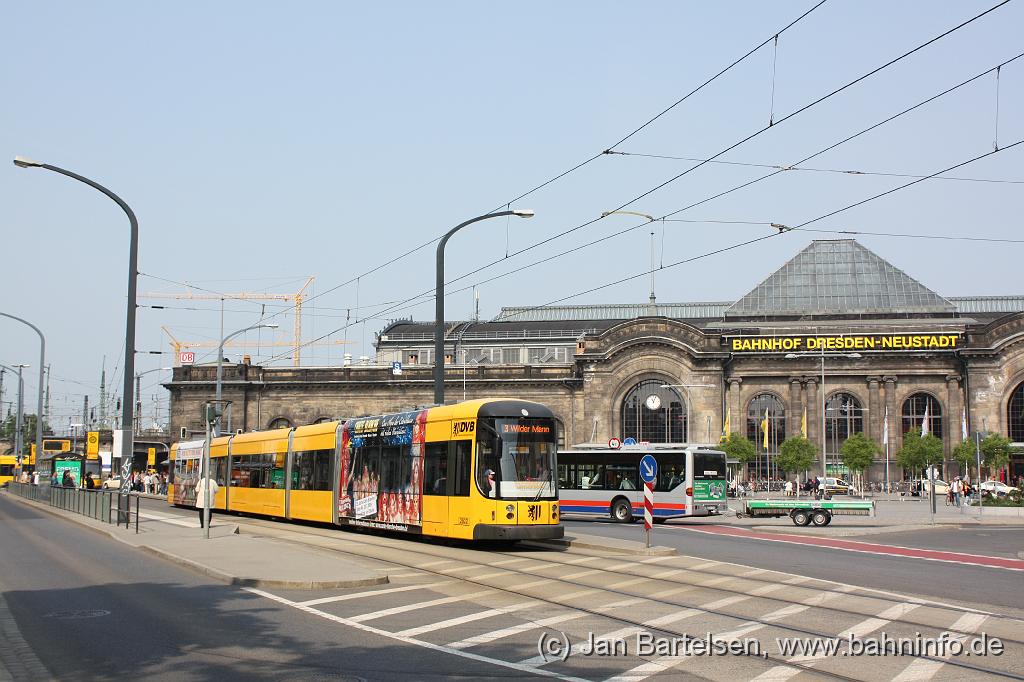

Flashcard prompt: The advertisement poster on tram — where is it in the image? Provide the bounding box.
[172,441,204,506]
[338,409,425,531]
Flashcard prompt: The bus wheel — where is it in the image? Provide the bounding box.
[792,510,811,526]
[811,510,831,526]
[611,498,633,523]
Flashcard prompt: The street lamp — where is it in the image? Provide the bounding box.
[14,156,139,492]
[434,210,534,404]
[134,367,172,435]
[0,364,28,468]
[785,350,861,479]
[602,210,660,315]
[0,313,45,471]
[215,323,279,435]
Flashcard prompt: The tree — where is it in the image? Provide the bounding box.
[952,439,978,474]
[840,433,881,496]
[980,433,1012,472]
[895,427,944,475]
[777,436,817,479]
[720,432,756,467]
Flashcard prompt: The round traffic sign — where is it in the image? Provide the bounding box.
[608,437,621,449]
[639,454,658,483]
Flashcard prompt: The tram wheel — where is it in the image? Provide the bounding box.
[811,510,831,526]
[611,498,633,523]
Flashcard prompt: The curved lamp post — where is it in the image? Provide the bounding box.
[602,210,659,315]
[14,156,139,490]
[215,323,278,436]
[434,210,533,404]
[134,367,172,435]
[0,313,44,470]
[0,364,28,466]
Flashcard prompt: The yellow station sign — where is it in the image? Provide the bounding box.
[727,333,960,353]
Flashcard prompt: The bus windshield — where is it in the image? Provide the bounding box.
[694,451,727,479]
[478,418,557,500]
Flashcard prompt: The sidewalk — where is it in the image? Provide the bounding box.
[3,491,389,590]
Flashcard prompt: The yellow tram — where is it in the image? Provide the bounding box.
[168,398,562,541]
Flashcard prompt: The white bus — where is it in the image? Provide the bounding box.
[557,443,728,522]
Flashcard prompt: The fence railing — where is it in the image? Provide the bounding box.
[6,482,140,533]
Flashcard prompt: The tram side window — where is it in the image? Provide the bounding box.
[293,449,333,491]
[350,445,380,496]
[0,464,13,477]
[424,442,448,495]
[379,445,410,494]
[451,440,471,497]
[232,453,278,489]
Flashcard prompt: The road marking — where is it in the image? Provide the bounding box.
[473,571,513,581]
[597,598,646,610]
[563,556,602,565]
[137,510,196,527]
[762,603,809,622]
[244,588,588,682]
[394,602,534,637]
[515,578,556,590]
[446,612,587,650]
[749,666,801,682]
[649,568,683,579]
[418,559,455,568]
[560,568,604,580]
[673,524,1024,571]
[297,581,453,607]
[749,584,787,596]
[698,575,737,587]
[349,590,492,623]
[688,560,721,570]
[490,558,534,567]
[606,577,651,591]
[638,555,676,564]
[890,612,988,682]
[521,626,642,667]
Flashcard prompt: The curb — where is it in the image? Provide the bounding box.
[1,492,389,590]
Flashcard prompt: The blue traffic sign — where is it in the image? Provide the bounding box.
[639,454,658,483]
[623,437,637,446]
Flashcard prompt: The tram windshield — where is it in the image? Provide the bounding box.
[477,417,557,500]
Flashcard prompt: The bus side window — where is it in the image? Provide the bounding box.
[450,440,471,497]
[424,442,447,495]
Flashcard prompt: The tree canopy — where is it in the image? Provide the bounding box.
[777,436,817,476]
[720,432,756,464]
[895,427,944,474]
[840,433,881,474]
[980,433,1013,471]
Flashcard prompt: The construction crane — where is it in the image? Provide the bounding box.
[161,327,352,367]
[141,277,317,366]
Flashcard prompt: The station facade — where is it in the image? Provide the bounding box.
[166,240,1024,484]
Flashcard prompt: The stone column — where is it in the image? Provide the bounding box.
[866,376,881,443]
[805,377,820,463]
[727,378,743,438]
[946,375,963,479]
[788,378,803,439]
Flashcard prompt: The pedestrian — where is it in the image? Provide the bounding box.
[32,470,39,486]
[50,471,58,487]
[194,471,220,528]
[784,479,793,497]
[143,471,152,494]
[61,470,73,487]
[953,477,963,507]
[85,472,96,490]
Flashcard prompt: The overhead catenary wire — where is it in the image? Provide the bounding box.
[256,3,1011,365]
[362,50,1024,325]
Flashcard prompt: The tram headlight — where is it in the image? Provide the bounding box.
[505,503,515,520]
[552,503,558,518]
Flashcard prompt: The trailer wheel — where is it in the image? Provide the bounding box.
[811,510,831,526]
[611,498,633,523]
[791,510,811,526]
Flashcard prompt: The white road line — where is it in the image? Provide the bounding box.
[560,568,604,580]
[606,577,651,591]
[244,588,589,682]
[698,575,737,587]
[394,602,534,637]
[521,626,642,667]
[891,612,988,682]
[749,665,801,682]
[439,565,481,574]
[563,556,602,565]
[137,511,196,527]
[489,558,534,567]
[762,604,809,622]
[749,584,787,597]
[649,569,682,579]
[515,578,556,590]
[473,571,513,581]
[418,559,454,568]
[296,581,453,607]
[597,598,647,611]
[638,555,676,564]
[349,590,493,623]
[688,561,721,570]
[447,612,587,650]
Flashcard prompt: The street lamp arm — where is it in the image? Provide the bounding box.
[0,312,46,470]
[434,210,533,404]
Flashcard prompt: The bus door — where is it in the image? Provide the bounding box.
[446,440,476,539]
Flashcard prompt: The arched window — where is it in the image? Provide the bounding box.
[1009,382,1024,443]
[268,417,292,430]
[313,416,334,424]
[621,380,687,443]
[901,393,942,438]
[746,394,785,478]
[826,393,864,475]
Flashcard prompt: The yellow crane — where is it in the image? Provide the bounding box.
[161,327,352,367]
[142,277,329,366]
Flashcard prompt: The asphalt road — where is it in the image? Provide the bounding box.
[0,494,527,681]
[561,518,1024,613]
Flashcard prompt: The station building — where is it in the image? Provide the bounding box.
[166,240,1024,484]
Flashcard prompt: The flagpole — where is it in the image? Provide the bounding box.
[884,405,890,501]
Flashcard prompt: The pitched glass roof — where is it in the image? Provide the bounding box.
[725,240,955,317]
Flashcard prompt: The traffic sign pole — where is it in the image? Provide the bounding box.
[639,454,658,550]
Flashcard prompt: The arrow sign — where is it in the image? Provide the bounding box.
[639,454,658,484]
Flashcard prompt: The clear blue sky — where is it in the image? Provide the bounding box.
[2,1,1022,430]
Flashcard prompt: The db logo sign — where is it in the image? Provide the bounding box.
[179,351,195,365]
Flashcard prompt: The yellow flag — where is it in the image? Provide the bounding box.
[761,408,769,449]
[801,409,807,439]
[721,408,730,443]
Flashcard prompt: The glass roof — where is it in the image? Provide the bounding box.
[725,240,954,317]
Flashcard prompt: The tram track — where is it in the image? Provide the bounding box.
[217,514,1024,681]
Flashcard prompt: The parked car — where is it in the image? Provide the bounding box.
[978,480,1019,497]
[920,478,950,495]
[101,476,122,490]
[820,477,858,497]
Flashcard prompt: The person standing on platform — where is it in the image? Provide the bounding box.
[195,472,220,528]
